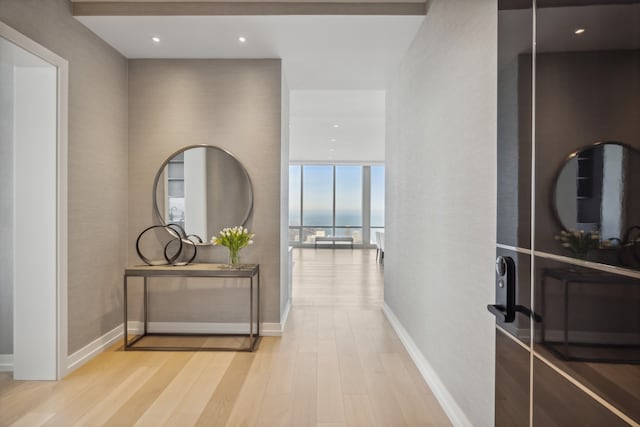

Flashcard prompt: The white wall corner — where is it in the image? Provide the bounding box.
[279,298,292,332]
[66,324,123,375]
[0,354,13,372]
[280,70,291,329]
[383,302,474,427]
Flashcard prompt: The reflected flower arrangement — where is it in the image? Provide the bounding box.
[554,229,604,259]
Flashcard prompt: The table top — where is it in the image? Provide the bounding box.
[125,263,259,277]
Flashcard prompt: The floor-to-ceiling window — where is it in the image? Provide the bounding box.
[288,163,383,246]
[334,165,363,242]
[301,164,334,241]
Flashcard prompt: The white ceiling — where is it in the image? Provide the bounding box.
[289,90,385,162]
[76,15,424,89]
[76,14,418,162]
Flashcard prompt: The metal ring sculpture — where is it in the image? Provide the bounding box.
[606,225,640,268]
[136,223,201,266]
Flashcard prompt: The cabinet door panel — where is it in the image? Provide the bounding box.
[496,329,530,427]
[534,1,640,270]
[533,256,640,423]
[497,1,533,249]
[533,357,630,427]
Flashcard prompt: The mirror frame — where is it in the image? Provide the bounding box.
[552,140,636,232]
[151,144,254,244]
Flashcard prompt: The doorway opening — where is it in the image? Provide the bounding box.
[287,90,385,309]
[0,22,68,380]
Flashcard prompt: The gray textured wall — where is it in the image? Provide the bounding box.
[0,59,14,355]
[385,0,497,425]
[128,59,283,324]
[0,0,129,354]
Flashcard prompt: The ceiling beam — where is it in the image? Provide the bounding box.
[72,1,427,16]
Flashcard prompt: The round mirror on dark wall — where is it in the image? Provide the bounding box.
[553,141,640,264]
[152,145,253,244]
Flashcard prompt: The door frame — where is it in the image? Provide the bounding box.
[0,21,69,380]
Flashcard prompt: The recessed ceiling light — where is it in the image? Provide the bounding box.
[333,124,339,128]
[574,28,586,35]
[330,138,337,142]
[151,36,161,43]
[238,36,247,43]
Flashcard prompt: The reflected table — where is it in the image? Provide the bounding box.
[540,267,639,364]
[123,263,260,352]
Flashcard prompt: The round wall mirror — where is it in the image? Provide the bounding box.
[153,145,253,243]
[553,141,640,241]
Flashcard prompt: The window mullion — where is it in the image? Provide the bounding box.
[332,165,336,237]
[363,165,371,246]
[300,165,304,243]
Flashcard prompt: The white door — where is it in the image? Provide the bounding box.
[0,22,68,380]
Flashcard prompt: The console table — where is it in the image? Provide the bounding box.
[314,236,354,249]
[123,263,259,352]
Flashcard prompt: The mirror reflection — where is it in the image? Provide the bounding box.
[153,145,253,242]
[554,142,640,242]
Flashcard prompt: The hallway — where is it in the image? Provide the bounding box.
[0,249,450,426]
[292,248,384,307]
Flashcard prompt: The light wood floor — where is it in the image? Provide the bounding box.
[0,249,451,427]
[292,248,384,308]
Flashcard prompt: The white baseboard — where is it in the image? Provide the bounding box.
[261,322,283,336]
[66,324,123,375]
[0,354,13,372]
[126,320,286,337]
[127,321,144,335]
[383,302,472,427]
[63,315,288,377]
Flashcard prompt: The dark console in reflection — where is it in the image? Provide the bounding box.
[539,266,640,364]
[534,257,640,421]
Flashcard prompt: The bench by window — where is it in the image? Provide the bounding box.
[314,236,354,249]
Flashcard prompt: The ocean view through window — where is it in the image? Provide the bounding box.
[370,165,385,243]
[289,164,384,246]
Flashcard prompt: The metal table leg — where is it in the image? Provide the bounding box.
[541,275,547,343]
[123,274,128,349]
[143,277,148,335]
[249,274,254,350]
[563,279,570,358]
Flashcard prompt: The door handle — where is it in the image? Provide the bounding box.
[487,256,516,323]
[487,304,514,322]
[514,304,542,322]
